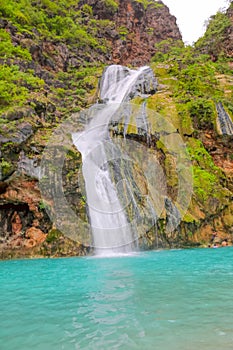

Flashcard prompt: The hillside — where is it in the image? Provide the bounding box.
[195,1,233,60]
[0,0,232,258]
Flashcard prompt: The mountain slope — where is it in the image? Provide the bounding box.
[0,0,232,258]
[195,2,233,60]
[0,0,182,258]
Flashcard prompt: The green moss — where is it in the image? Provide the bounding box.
[135,0,164,9]
[193,166,217,202]
[183,212,196,223]
[80,4,93,16]
[187,138,221,174]
[0,29,31,61]
[192,164,229,205]
[195,11,231,56]
[46,229,62,243]
[102,0,118,13]
[38,200,50,211]
[0,65,44,113]
[164,154,178,188]
[118,26,128,39]
[156,140,167,153]
[147,93,180,131]
[177,104,194,135]
[0,158,14,178]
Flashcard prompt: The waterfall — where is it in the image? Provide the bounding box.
[72,65,157,256]
[216,102,233,135]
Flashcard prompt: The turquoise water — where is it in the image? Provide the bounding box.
[1,248,233,350]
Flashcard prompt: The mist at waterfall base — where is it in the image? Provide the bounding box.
[1,248,233,350]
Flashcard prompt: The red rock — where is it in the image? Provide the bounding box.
[112,0,182,65]
[78,0,182,66]
[11,212,22,235]
[25,227,47,246]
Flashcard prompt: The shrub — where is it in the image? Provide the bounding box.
[186,99,215,129]
[0,29,31,60]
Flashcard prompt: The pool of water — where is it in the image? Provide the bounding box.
[1,248,233,350]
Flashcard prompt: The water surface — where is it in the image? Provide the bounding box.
[1,248,233,349]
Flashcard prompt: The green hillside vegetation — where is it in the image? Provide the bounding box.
[195,7,232,59]
[135,0,164,9]
[0,0,112,185]
[152,38,233,130]
[0,0,113,115]
[150,38,232,218]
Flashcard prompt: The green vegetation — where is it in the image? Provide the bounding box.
[151,33,232,210]
[0,0,111,117]
[186,99,216,130]
[118,26,129,40]
[151,39,232,132]
[193,167,218,202]
[135,0,164,9]
[46,229,62,243]
[186,139,226,202]
[0,29,31,61]
[0,0,102,47]
[0,0,111,194]
[195,11,231,57]
[38,200,50,211]
[102,0,118,13]
[1,159,13,177]
[187,139,219,172]
[0,65,44,112]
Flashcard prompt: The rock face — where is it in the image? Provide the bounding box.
[80,0,182,65]
[0,0,232,258]
[0,0,183,259]
[0,175,89,259]
[195,2,233,60]
[111,0,182,65]
[224,4,233,58]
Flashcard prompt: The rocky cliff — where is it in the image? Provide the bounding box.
[224,3,233,58]
[0,0,182,258]
[195,2,233,60]
[79,0,182,65]
[0,0,232,259]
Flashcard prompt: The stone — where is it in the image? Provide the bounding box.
[78,0,182,65]
[25,227,47,246]
[11,212,22,235]
[4,108,34,121]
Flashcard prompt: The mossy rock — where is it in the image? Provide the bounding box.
[46,229,62,243]
[0,159,14,179]
[164,154,178,188]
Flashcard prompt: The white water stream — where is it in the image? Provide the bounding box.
[72,65,151,255]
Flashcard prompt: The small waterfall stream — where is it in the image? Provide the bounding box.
[216,102,233,135]
[72,65,157,256]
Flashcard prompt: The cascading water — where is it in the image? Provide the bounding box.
[216,102,233,135]
[72,65,157,256]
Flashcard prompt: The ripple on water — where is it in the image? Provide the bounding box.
[1,248,233,349]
